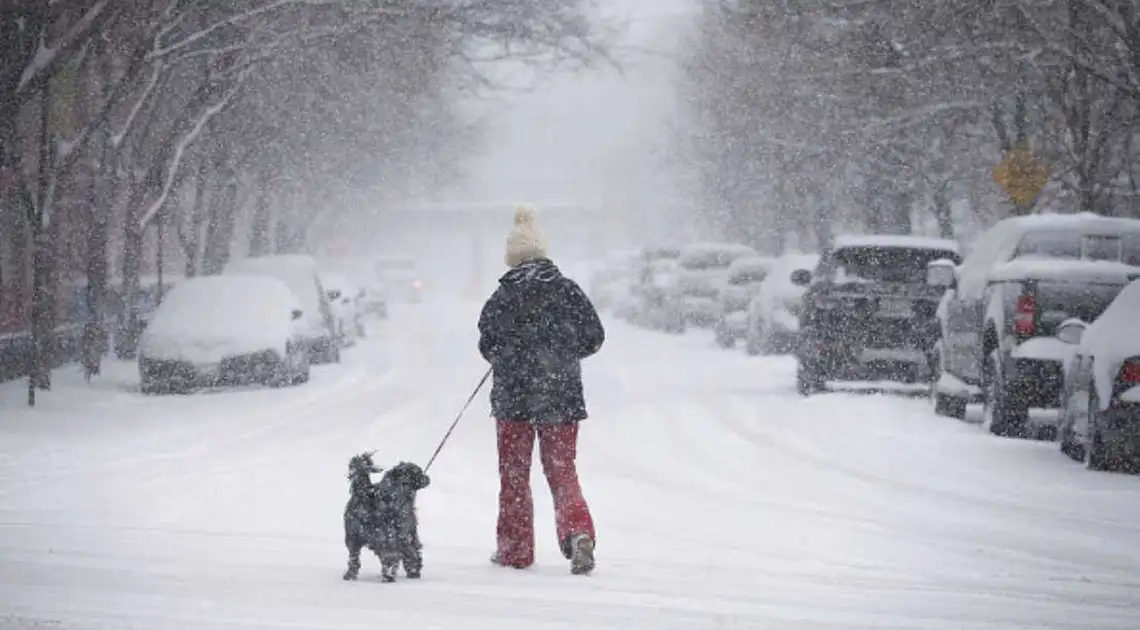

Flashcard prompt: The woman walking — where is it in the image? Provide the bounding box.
[477,204,605,574]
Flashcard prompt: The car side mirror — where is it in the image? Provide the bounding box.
[926,259,957,290]
[790,269,812,286]
[1056,318,1087,345]
[291,309,303,321]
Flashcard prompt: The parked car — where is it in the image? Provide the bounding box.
[320,271,364,345]
[675,242,758,327]
[714,256,774,348]
[744,253,820,355]
[358,280,389,319]
[1055,278,1140,470]
[930,213,1140,437]
[631,258,686,332]
[223,255,340,364]
[589,251,639,313]
[321,256,388,319]
[138,275,311,394]
[375,257,423,304]
[795,235,962,395]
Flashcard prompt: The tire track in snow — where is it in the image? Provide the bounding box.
[711,391,1140,578]
[0,361,382,501]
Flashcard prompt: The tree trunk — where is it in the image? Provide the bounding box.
[82,46,114,380]
[933,183,955,239]
[28,215,57,401]
[115,222,143,359]
[202,178,238,275]
[248,171,271,257]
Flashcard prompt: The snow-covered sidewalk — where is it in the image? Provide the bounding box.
[2,302,1140,629]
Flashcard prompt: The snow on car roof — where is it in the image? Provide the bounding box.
[989,258,1140,284]
[1002,211,1140,234]
[834,234,960,252]
[145,275,299,336]
[728,255,775,273]
[679,241,757,256]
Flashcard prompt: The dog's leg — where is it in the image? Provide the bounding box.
[402,544,423,579]
[403,522,423,578]
[344,539,363,580]
[379,550,400,583]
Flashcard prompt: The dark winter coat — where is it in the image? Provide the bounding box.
[478,258,605,423]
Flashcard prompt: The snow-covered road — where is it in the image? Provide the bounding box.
[3,300,1140,629]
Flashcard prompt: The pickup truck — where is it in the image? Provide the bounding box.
[929,213,1140,438]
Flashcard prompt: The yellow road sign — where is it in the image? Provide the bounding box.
[994,145,1049,206]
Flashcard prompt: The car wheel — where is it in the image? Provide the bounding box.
[1084,388,1112,471]
[929,343,966,420]
[796,361,824,397]
[982,349,1028,437]
[715,327,735,349]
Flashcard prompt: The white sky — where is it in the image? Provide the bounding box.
[459,0,697,208]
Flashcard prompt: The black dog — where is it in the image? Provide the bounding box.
[372,461,431,581]
[342,453,431,583]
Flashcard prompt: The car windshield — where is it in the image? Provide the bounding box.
[1013,230,1140,265]
[824,246,961,284]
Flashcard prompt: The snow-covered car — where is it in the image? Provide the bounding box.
[374,257,423,304]
[630,258,686,332]
[675,242,758,327]
[795,235,962,395]
[744,253,820,355]
[137,275,311,394]
[588,251,639,313]
[223,255,340,364]
[321,256,388,319]
[930,213,1140,435]
[714,256,774,348]
[358,280,389,319]
[320,272,364,345]
[1054,278,1140,470]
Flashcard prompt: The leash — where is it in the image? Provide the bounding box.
[423,366,492,473]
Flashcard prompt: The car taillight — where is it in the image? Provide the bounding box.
[1013,293,1036,336]
[1119,359,1140,384]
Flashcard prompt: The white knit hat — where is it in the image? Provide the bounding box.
[504,203,548,267]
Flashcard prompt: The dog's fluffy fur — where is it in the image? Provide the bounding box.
[343,454,431,583]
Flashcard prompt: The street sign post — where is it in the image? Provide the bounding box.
[993,144,1049,210]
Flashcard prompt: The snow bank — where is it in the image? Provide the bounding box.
[1078,279,1140,408]
[139,275,300,363]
